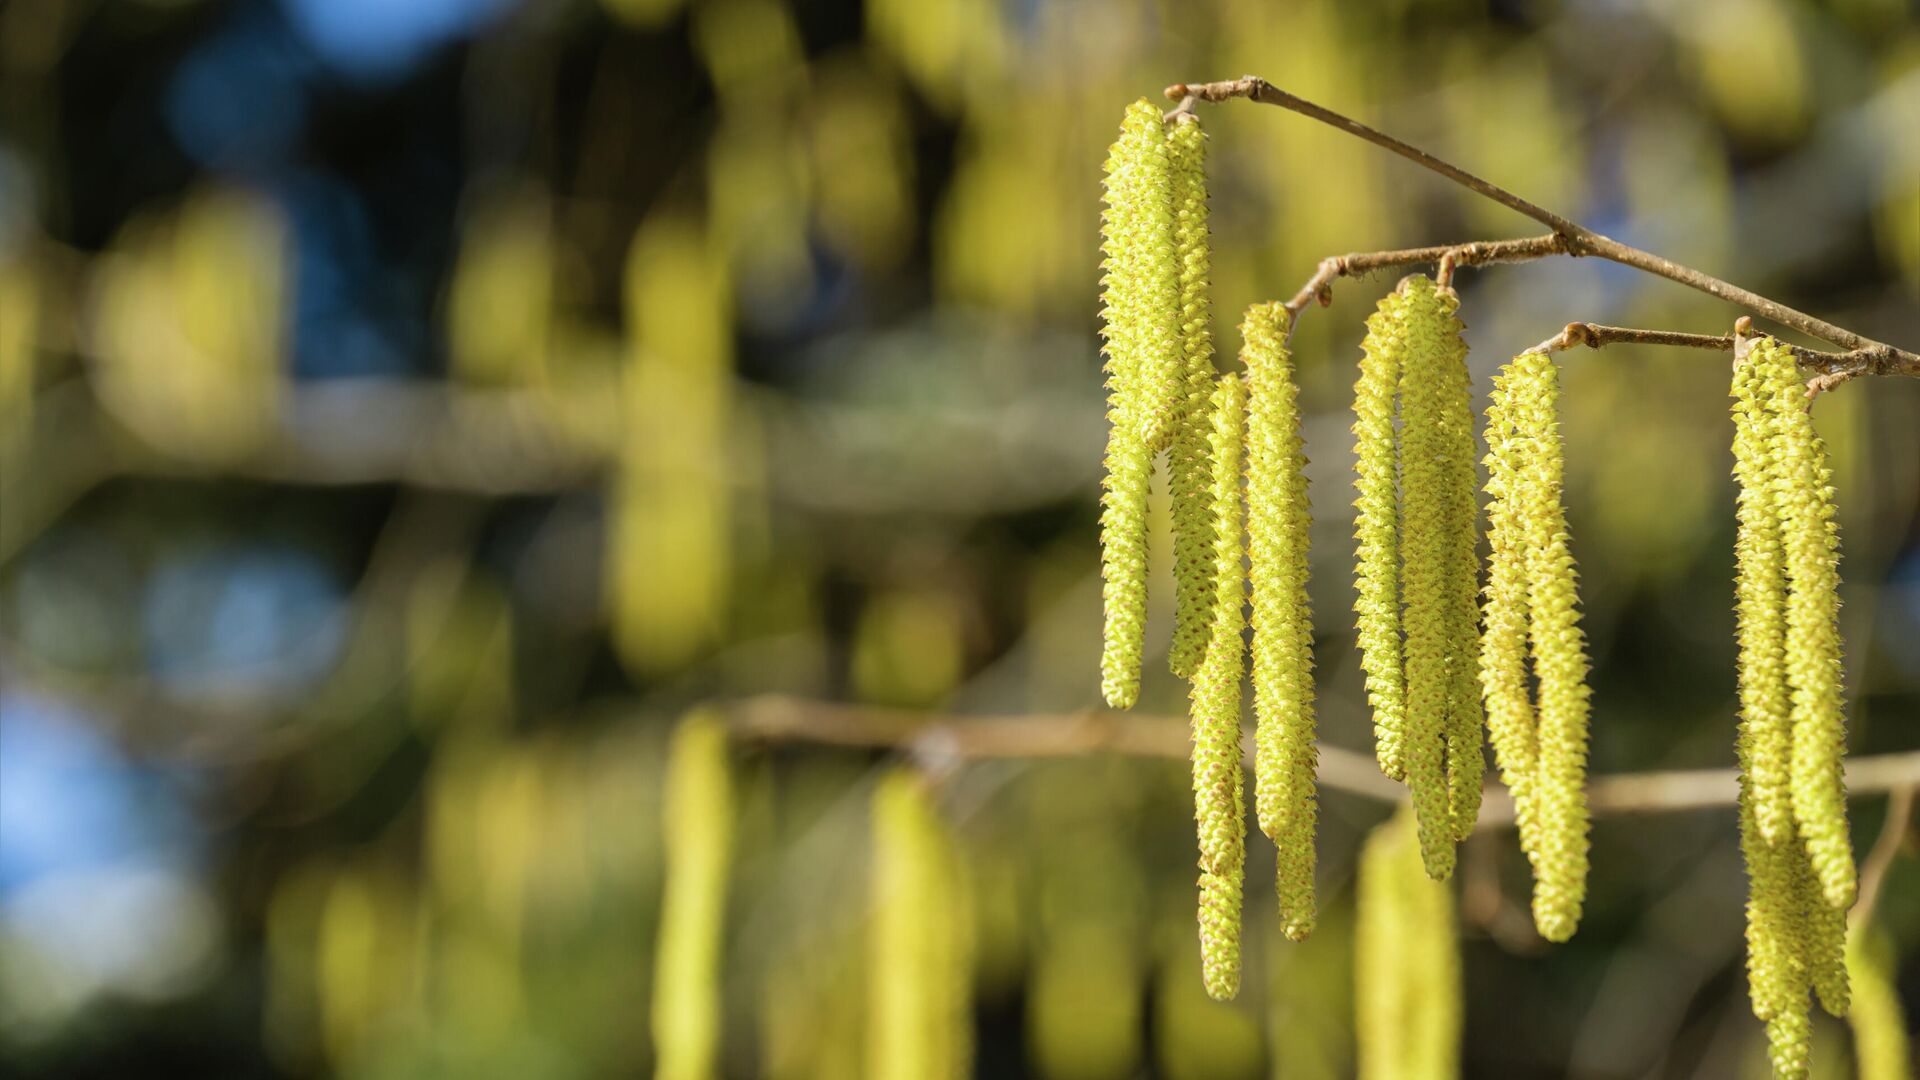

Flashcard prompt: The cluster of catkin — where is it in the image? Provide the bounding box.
[1098,100,1319,1001]
[1356,806,1461,1080]
[1349,278,1489,881]
[1480,350,1593,942]
[1729,337,1854,1080]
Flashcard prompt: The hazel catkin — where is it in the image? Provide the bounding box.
[1097,99,1180,710]
[1189,373,1248,1000]
[869,770,973,1080]
[1242,301,1317,941]
[1356,806,1461,1080]
[1392,277,1477,880]
[1755,340,1854,912]
[1352,294,1407,783]
[1167,116,1218,681]
[653,709,735,1080]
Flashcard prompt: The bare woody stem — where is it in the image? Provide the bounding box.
[723,696,1920,830]
[1169,76,1920,377]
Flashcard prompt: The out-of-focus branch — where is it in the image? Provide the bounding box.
[724,696,1920,829]
[1171,75,1920,375]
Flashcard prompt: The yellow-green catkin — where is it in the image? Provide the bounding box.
[1098,99,1180,710]
[1356,807,1461,1080]
[1845,925,1912,1080]
[1732,356,1796,850]
[653,710,734,1080]
[869,770,973,1080]
[1394,277,1479,880]
[1730,345,1851,1079]
[1167,116,1217,681]
[1242,302,1318,941]
[1757,340,1855,911]
[1190,373,1248,1000]
[1517,350,1591,942]
[1352,293,1407,782]
[1481,351,1592,942]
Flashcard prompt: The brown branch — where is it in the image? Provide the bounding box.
[723,696,1920,828]
[1281,234,1568,315]
[1853,784,1915,928]
[1169,76,1920,375]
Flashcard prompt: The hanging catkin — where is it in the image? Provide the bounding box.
[1352,294,1407,782]
[1097,99,1179,710]
[1190,373,1248,1001]
[1730,344,1852,1080]
[1393,277,1478,880]
[1845,926,1913,1080]
[1756,340,1855,912]
[1480,349,1592,943]
[653,709,734,1080]
[1356,806,1461,1080]
[869,770,973,1080]
[1242,301,1318,941]
[1167,116,1218,681]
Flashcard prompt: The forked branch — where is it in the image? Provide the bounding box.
[1168,76,1920,378]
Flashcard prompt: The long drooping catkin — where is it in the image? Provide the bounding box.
[1356,807,1461,1080]
[1190,374,1248,1000]
[1755,340,1855,912]
[1395,278,1470,881]
[1167,116,1218,681]
[1097,99,1180,710]
[1845,926,1913,1080]
[1242,302,1317,941]
[1352,295,1407,782]
[869,771,972,1080]
[653,710,734,1080]
[1732,357,1796,850]
[1479,350,1591,942]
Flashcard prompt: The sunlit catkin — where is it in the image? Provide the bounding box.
[1394,277,1476,880]
[1732,356,1795,850]
[869,771,972,1080]
[1352,293,1407,782]
[1243,302,1318,940]
[653,710,734,1080]
[1167,116,1217,680]
[1845,925,1912,1080]
[1479,364,1541,861]
[1356,807,1461,1080]
[1098,99,1180,710]
[1190,374,1247,1000]
[1510,350,1592,942]
[1756,340,1855,911]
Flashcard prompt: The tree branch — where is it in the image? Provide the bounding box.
[1281,234,1569,316]
[1169,76,1920,375]
[723,696,1920,830]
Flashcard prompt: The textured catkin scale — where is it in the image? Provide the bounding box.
[869,771,973,1080]
[1755,340,1855,912]
[1426,286,1484,842]
[1479,364,1542,860]
[1167,117,1217,681]
[1731,358,1796,849]
[1096,99,1178,710]
[1352,294,1408,781]
[652,710,734,1080]
[1510,351,1591,943]
[1242,302,1318,941]
[1356,807,1460,1080]
[1189,374,1248,1001]
[1394,277,1464,881]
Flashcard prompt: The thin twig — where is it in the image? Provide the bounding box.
[1280,234,1567,316]
[1169,76,1920,375]
[1853,784,1915,928]
[722,696,1920,829]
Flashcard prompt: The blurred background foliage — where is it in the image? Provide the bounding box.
[0,0,1916,1076]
